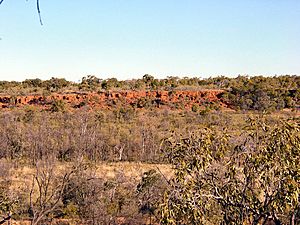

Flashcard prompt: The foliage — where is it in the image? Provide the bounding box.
[137,169,166,222]
[222,75,300,111]
[0,73,299,224]
[50,99,67,112]
[160,118,300,224]
[1,75,299,112]
[79,75,102,91]
[42,77,71,92]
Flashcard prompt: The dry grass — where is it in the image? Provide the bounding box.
[1,160,172,193]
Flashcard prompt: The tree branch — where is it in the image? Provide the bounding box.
[36,0,43,25]
[0,0,43,25]
[0,214,11,225]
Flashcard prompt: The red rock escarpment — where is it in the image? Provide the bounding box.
[0,90,228,110]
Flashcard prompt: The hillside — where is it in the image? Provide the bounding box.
[1,75,299,111]
[0,89,229,110]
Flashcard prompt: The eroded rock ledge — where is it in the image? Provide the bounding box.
[0,90,229,110]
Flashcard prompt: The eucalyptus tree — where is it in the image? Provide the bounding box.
[160,118,299,224]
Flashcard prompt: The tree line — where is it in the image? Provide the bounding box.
[1,75,299,111]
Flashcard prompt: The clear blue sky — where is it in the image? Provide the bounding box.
[0,0,299,82]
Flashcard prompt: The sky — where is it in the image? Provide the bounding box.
[0,0,299,82]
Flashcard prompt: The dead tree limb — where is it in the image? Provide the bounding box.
[0,0,43,25]
[0,213,11,225]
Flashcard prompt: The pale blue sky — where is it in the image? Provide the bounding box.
[0,0,299,81]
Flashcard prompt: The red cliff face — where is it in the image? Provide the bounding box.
[0,90,228,110]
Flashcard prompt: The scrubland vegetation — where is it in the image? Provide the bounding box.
[1,75,299,111]
[0,75,299,224]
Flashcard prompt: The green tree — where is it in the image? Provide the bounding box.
[42,77,70,92]
[49,99,66,112]
[160,118,299,224]
[80,75,102,91]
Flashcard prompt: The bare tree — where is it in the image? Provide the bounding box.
[29,160,87,225]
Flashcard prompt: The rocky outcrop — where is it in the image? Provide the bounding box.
[0,90,229,110]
